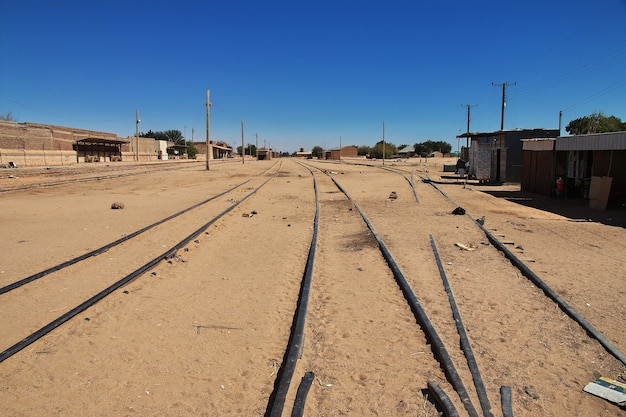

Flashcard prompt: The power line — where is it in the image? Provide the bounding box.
[562,77,626,114]
[509,42,626,100]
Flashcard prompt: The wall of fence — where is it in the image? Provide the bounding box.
[0,121,121,167]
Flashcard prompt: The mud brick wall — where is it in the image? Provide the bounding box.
[0,121,120,167]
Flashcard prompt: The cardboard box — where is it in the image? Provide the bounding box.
[588,176,612,210]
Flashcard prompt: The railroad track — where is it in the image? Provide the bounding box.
[1,159,624,416]
[0,160,213,193]
[0,160,282,362]
[377,162,626,367]
[315,160,626,366]
[265,160,496,416]
[267,160,625,416]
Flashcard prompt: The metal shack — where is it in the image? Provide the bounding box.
[521,131,626,209]
[458,128,559,183]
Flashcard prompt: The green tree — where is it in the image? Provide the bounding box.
[370,141,397,159]
[566,112,626,135]
[163,130,184,144]
[413,142,429,157]
[139,129,184,143]
[185,141,198,159]
[434,140,452,154]
[237,144,257,156]
[311,146,324,158]
[357,145,371,156]
[413,140,452,156]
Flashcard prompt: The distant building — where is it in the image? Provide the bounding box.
[75,137,128,162]
[0,120,130,166]
[193,140,233,160]
[295,148,312,158]
[325,146,358,160]
[458,128,559,183]
[398,145,416,158]
[257,147,272,160]
[167,143,188,159]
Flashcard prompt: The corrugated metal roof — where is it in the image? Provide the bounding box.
[555,131,626,151]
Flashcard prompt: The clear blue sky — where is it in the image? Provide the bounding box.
[2,0,625,153]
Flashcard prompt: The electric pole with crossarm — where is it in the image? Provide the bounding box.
[492,81,515,130]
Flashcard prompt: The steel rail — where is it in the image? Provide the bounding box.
[290,372,315,417]
[0,161,281,295]
[0,173,276,364]
[500,386,514,417]
[430,234,494,417]
[0,180,249,294]
[293,160,482,416]
[0,162,199,193]
[427,381,461,417]
[318,160,421,203]
[320,168,480,417]
[265,162,319,417]
[421,173,626,367]
[475,217,626,366]
[3,159,199,179]
[378,165,420,203]
[334,161,505,416]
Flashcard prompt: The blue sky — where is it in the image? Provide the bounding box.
[1,1,625,153]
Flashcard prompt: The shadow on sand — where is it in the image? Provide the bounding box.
[483,188,626,229]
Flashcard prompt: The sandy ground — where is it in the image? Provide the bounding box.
[0,158,624,417]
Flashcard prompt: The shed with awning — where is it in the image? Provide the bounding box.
[74,137,129,163]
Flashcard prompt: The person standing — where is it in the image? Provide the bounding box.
[456,157,466,178]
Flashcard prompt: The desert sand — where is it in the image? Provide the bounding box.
[0,157,624,416]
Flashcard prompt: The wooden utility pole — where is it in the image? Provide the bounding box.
[492,82,515,130]
[241,120,244,164]
[382,121,385,166]
[206,89,211,170]
[461,104,478,149]
[135,110,140,162]
[255,132,258,160]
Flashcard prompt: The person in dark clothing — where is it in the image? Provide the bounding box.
[456,157,466,177]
